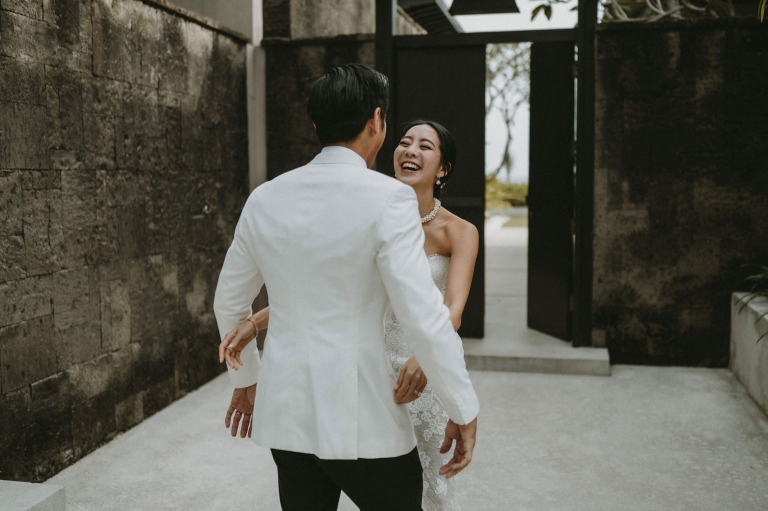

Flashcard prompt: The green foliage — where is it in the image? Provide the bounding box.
[736,265,768,343]
[530,0,573,20]
[531,4,553,19]
[761,0,766,21]
[532,0,742,22]
[486,176,528,209]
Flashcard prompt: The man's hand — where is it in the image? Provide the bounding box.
[439,417,477,478]
[218,319,258,370]
[225,384,256,438]
[394,356,428,405]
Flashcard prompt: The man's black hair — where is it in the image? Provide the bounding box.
[308,64,389,145]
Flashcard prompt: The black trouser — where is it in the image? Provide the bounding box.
[270,447,423,511]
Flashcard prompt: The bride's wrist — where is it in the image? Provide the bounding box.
[247,315,260,340]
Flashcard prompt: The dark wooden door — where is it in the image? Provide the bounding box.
[390,45,487,338]
[527,41,575,341]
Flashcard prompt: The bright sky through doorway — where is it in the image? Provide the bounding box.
[445,0,578,183]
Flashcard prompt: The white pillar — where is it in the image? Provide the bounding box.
[247,0,268,191]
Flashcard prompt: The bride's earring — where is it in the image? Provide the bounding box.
[436,178,441,185]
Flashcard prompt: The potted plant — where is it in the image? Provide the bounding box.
[731,264,768,417]
[736,265,768,343]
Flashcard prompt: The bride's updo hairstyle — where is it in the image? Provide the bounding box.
[401,120,457,200]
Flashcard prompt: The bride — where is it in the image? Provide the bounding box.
[222,120,478,511]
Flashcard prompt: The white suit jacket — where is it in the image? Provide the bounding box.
[214,146,479,459]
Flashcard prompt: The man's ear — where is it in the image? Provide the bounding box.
[371,108,383,134]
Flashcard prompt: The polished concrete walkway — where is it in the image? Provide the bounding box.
[463,221,609,375]
[49,368,768,510]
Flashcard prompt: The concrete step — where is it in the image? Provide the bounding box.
[463,335,611,376]
[0,481,65,511]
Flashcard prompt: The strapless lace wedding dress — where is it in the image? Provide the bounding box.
[384,254,461,511]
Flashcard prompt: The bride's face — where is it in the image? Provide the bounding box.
[393,124,445,191]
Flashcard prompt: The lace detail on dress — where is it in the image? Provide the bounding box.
[384,254,461,511]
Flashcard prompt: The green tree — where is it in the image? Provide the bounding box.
[529,0,740,22]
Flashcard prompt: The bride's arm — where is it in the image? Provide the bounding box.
[249,306,270,332]
[444,220,479,331]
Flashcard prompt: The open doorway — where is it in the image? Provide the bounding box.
[484,42,532,345]
[484,40,576,346]
[387,29,577,344]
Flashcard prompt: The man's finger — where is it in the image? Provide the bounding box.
[240,413,251,438]
[441,441,473,478]
[225,405,235,428]
[439,453,460,477]
[230,411,242,437]
[440,449,467,478]
[442,460,467,478]
[247,414,253,438]
[439,432,455,454]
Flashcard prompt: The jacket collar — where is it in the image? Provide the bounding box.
[310,146,368,168]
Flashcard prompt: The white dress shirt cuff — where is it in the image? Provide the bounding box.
[227,342,260,388]
[452,386,480,425]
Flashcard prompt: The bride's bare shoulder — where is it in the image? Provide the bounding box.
[441,208,479,247]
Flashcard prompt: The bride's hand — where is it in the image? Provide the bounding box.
[218,318,258,370]
[394,356,428,405]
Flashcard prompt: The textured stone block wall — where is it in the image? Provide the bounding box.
[593,21,768,366]
[265,39,375,177]
[0,0,248,481]
[264,0,374,40]
[262,0,423,177]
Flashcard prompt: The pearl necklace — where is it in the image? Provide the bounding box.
[421,198,441,224]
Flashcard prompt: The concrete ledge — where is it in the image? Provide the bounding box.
[0,481,65,511]
[465,352,611,376]
[463,335,611,376]
[730,292,768,416]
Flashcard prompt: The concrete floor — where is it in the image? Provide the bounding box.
[49,367,768,511]
[465,223,609,375]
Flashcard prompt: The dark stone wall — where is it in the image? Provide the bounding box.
[264,37,374,177]
[0,0,248,481]
[593,21,768,366]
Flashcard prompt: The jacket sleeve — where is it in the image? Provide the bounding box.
[213,203,265,389]
[375,185,479,425]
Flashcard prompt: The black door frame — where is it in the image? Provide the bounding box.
[375,0,596,347]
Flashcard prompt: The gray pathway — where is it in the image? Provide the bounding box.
[50,367,768,510]
[465,222,609,375]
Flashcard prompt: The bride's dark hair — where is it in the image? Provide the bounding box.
[400,120,456,200]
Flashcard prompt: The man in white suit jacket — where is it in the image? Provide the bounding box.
[214,64,479,510]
